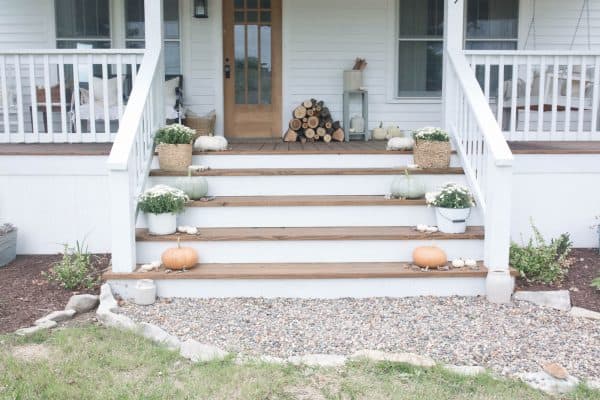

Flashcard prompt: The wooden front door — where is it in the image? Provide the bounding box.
[223,0,282,138]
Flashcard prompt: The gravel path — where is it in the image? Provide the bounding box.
[120,297,600,378]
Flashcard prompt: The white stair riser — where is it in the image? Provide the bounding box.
[110,277,489,299]
[138,206,484,228]
[149,174,467,196]
[150,154,462,169]
[136,239,483,264]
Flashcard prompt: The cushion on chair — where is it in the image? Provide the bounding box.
[164,77,180,117]
[92,77,119,105]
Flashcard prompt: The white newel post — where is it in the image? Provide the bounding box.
[108,166,137,273]
[484,158,514,303]
[146,0,165,125]
[442,0,464,130]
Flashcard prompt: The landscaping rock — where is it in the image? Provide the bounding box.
[513,290,571,311]
[443,365,487,377]
[15,320,57,336]
[65,294,99,314]
[98,284,118,314]
[351,350,436,368]
[138,322,180,351]
[234,354,287,366]
[35,309,76,325]
[543,363,569,380]
[180,339,228,363]
[569,307,600,320]
[515,372,579,395]
[96,284,136,331]
[288,354,347,368]
[587,378,600,391]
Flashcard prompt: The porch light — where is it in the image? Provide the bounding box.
[193,0,208,18]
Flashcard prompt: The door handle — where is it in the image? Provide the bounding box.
[224,64,231,79]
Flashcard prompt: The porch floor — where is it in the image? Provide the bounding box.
[2,140,600,156]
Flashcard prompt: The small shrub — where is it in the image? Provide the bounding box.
[44,241,98,290]
[592,277,600,290]
[510,223,572,284]
[155,124,196,145]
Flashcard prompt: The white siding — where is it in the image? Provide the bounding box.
[0,0,55,49]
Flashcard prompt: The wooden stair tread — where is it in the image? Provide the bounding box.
[189,196,427,207]
[150,167,464,177]
[136,226,484,242]
[104,262,515,280]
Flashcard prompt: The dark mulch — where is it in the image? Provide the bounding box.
[0,254,109,334]
[517,248,600,312]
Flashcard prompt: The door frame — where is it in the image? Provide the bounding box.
[221,0,282,139]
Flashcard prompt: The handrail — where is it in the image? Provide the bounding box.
[448,52,514,167]
[0,49,145,55]
[465,50,600,56]
[107,48,160,171]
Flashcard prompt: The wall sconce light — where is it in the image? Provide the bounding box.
[194,0,208,18]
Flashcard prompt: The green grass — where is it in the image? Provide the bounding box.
[0,325,598,400]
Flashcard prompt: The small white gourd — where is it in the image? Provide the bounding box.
[387,137,415,151]
[390,170,427,199]
[386,126,403,139]
[452,259,466,268]
[373,122,387,140]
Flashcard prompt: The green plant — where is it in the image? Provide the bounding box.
[44,241,98,290]
[592,277,600,290]
[155,124,196,145]
[426,183,475,209]
[138,185,189,215]
[510,222,572,284]
[413,127,450,142]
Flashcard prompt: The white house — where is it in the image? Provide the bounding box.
[0,0,599,300]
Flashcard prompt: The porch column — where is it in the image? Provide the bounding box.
[145,0,165,124]
[442,0,464,131]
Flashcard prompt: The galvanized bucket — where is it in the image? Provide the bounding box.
[0,229,17,267]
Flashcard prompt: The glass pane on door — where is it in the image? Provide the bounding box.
[233,0,273,105]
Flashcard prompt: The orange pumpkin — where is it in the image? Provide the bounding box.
[412,246,448,269]
[161,238,198,271]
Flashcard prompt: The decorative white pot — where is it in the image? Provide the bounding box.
[147,213,177,235]
[134,279,157,306]
[486,271,514,304]
[435,207,471,234]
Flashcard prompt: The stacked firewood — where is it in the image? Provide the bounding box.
[283,99,344,143]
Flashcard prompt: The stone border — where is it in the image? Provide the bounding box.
[92,283,600,396]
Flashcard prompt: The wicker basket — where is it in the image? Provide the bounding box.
[413,140,451,169]
[185,110,216,137]
[157,144,193,172]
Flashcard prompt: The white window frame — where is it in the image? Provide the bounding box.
[54,0,114,48]
[386,0,519,103]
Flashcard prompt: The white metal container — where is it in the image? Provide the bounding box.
[134,279,157,306]
[343,70,363,91]
[147,213,177,235]
[486,271,514,304]
[435,207,471,234]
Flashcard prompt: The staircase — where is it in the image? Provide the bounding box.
[106,146,504,299]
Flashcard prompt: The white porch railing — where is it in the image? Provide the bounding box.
[107,0,165,273]
[0,49,144,143]
[445,50,514,276]
[465,50,600,141]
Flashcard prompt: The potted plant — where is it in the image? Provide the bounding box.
[426,183,475,234]
[155,124,196,172]
[0,223,17,267]
[413,127,451,169]
[139,185,189,235]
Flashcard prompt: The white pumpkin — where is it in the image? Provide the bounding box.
[390,170,426,199]
[372,122,387,140]
[387,137,415,151]
[386,126,403,138]
[194,136,228,152]
[175,168,209,200]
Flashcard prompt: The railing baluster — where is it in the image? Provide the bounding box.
[510,56,518,141]
[116,55,124,124]
[551,57,559,139]
[484,56,491,103]
[14,55,25,141]
[497,55,504,135]
[58,55,67,138]
[577,56,586,139]
[87,54,96,139]
[102,55,110,139]
[43,54,53,140]
[73,55,82,139]
[28,55,38,138]
[592,56,600,136]
[564,56,573,137]
[0,55,9,139]
[537,56,546,139]
[524,56,532,140]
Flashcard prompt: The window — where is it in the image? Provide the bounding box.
[125,0,182,75]
[397,0,444,98]
[55,0,111,49]
[395,0,519,98]
[466,0,519,50]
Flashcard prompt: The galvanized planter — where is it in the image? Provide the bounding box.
[0,228,17,267]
